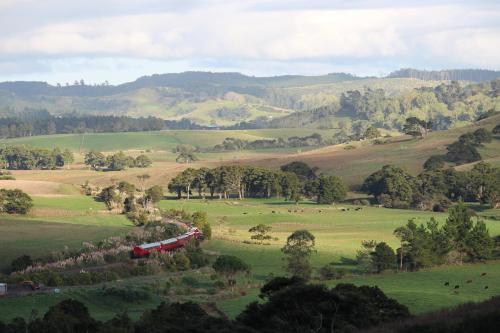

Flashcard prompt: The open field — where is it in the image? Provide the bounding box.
[0,128,336,152]
[0,116,498,323]
[0,195,131,270]
[244,114,500,187]
[0,192,499,321]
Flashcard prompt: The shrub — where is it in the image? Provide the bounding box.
[0,189,33,214]
[173,252,190,271]
[102,286,151,303]
[10,255,33,273]
[318,263,347,280]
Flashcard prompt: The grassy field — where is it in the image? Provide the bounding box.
[0,194,499,321]
[245,114,500,187]
[156,198,500,317]
[0,195,131,270]
[0,116,498,322]
[0,128,336,152]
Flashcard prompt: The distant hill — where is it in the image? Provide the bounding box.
[0,72,360,97]
[388,68,500,82]
[1,69,496,126]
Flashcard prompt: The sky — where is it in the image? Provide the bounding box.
[0,0,499,84]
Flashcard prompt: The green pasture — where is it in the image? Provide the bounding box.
[0,128,335,152]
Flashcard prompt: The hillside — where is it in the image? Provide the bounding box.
[388,68,500,82]
[0,72,443,126]
[243,114,500,187]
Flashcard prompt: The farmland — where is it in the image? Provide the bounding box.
[0,114,498,324]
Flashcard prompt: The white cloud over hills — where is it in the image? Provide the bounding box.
[0,0,499,83]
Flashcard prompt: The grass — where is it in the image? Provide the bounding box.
[0,285,162,322]
[246,114,500,187]
[0,218,130,271]
[1,128,335,152]
[158,198,500,317]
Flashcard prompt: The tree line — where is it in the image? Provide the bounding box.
[212,133,324,151]
[362,162,499,210]
[237,80,500,131]
[356,202,495,274]
[0,146,74,170]
[167,163,347,204]
[0,110,211,139]
[84,151,152,171]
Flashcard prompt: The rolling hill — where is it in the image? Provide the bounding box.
[0,72,444,126]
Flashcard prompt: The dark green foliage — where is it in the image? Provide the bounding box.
[472,128,492,144]
[371,242,396,273]
[0,146,71,170]
[403,117,432,138]
[32,299,99,333]
[280,161,317,180]
[281,230,316,280]
[102,287,151,303]
[134,154,152,168]
[174,144,198,164]
[248,224,272,243]
[367,295,500,333]
[84,150,106,170]
[168,165,312,201]
[145,185,163,203]
[364,126,381,139]
[191,211,212,240]
[237,280,409,333]
[10,255,33,273]
[135,301,249,333]
[423,155,445,171]
[318,263,347,280]
[444,202,493,262]
[212,255,250,289]
[214,134,323,151]
[85,151,150,171]
[106,151,128,171]
[0,189,33,214]
[310,175,347,204]
[362,165,414,207]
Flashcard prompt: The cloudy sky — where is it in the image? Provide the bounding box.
[1,0,499,84]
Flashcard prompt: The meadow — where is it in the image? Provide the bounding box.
[0,195,498,321]
[0,116,498,322]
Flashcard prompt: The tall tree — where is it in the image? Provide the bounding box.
[281,230,316,280]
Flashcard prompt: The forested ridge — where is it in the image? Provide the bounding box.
[1,70,498,127]
[239,79,500,130]
[388,68,500,82]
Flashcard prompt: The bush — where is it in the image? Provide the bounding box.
[318,263,346,280]
[181,276,198,287]
[102,286,151,303]
[173,252,190,271]
[10,255,33,273]
[0,189,33,214]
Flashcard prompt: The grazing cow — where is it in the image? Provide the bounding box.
[481,272,487,276]
[466,280,473,284]
[288,210,291,213]
[454,285,460,289]
[485,286,489,290]
[444,282,449,286]
[243,212,247,215]
[272,211,276,214]
[318,210,322,213]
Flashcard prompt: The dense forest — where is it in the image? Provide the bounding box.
[0,110,208,138]
[239,80,500,130]
[388,68,500,82]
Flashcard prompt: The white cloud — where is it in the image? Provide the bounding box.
[0,1,499,82]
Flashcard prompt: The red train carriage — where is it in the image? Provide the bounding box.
[132,227,203,258]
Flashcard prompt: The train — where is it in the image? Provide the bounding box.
[132,227,203,258]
